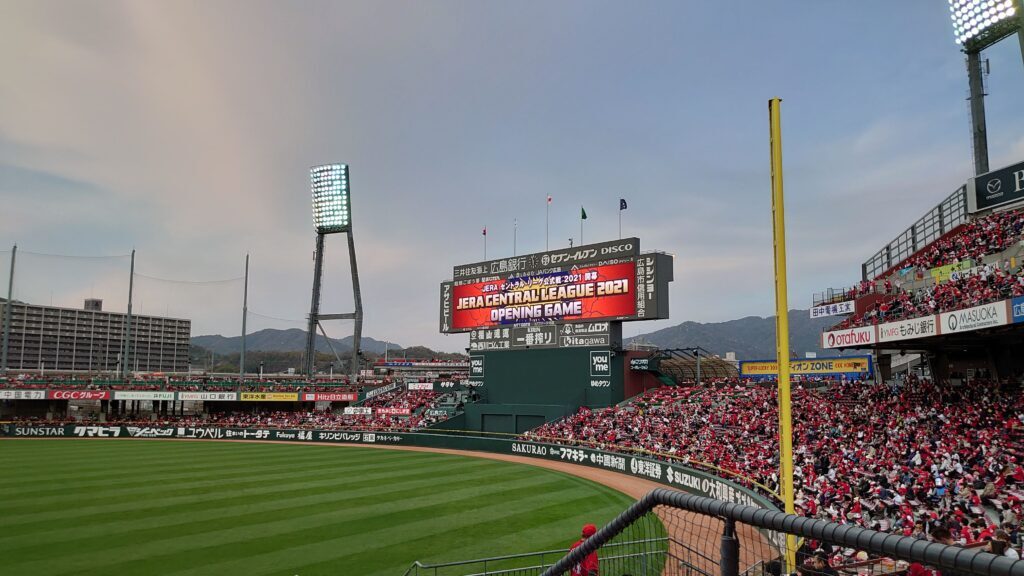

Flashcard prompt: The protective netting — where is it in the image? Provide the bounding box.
[402,506,782,576]
[643,505,782,576]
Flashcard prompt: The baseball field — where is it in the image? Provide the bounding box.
[0,439,640,576]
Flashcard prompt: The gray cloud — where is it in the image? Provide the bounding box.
[2,1,1023,351]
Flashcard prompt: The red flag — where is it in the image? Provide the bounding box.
[547,195,552,204]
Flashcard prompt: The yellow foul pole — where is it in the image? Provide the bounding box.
[769,97,797,572]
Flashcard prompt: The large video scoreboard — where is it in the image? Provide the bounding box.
[439,238,672,336]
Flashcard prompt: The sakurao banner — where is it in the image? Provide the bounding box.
[451,262,636,331]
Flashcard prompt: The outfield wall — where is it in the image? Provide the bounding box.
[1,423,778,511]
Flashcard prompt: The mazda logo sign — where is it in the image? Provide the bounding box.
[987,178,1002,195]
[947,313,958,331]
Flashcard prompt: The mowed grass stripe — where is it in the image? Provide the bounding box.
[0,460,536,553]
[1,440,640,576]
[1,448,468,508]
[0,441,441,491]
[0,439,430,478]
[2,455,501,527]
[163,489,617,576]
[291,470,639,576]
[8,472,576,575]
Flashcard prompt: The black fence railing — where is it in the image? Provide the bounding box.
[541,488,1024,576]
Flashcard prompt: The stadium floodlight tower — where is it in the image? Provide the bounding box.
[305,163,363,383]
[948,0,1024,175]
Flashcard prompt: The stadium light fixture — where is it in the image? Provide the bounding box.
[948,0,1021,51]
[311,163,351,234]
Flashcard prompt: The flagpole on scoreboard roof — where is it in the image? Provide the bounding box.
[580,205,585,245]
[514,218,517,256]
[482,226,487,260]
[618,198,628,239]
[546,196,551,251]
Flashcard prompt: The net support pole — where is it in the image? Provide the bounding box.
[967,50,989,175]
[123,249,135,380]
[305,233,325,377]
[721,518,739,576]
[769,97,797,573]
[1,244,15,373]
[346,227,363,385]
[240,253,249,380]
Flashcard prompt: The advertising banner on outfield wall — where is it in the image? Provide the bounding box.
[301,392,357,402]
[0,389,46,400]
[407,383,434,391]
[738,357,872,379]
[240,392,299,402]
[46,390,111,400]
[376,407,411,416]
[821,325,876,349]
[178,392,238,401]
[113,391,176,401]
[0,424,778,511]
[343,407,372,415]
[939,301,1008,334]
[877,316,939,343]
[809,301,855,319]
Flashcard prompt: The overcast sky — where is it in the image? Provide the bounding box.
[2,1,1023,352]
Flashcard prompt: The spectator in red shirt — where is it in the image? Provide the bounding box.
[570,523,600,576]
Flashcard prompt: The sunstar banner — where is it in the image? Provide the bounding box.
[940,302,1008,334]
[877,316,939,343]
[821,325,876,349]
[113,391,176,401]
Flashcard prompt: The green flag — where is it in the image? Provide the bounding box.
[581,206,587,220]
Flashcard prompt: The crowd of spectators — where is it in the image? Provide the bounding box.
[835,263,1024,330]
[898,208,1024,276]
[526,377,1024,550]
[0,374,384,393]
[14,409,446,431]
[825,208,1024,330]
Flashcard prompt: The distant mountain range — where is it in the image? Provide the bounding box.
[627,309,837,360]
[193,310,838,360]
[192,328,398,355]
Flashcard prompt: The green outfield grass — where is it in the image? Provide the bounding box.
[0,439,638,576]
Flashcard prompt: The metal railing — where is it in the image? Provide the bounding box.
[402,538,677,576]
[541,488,1024,576]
